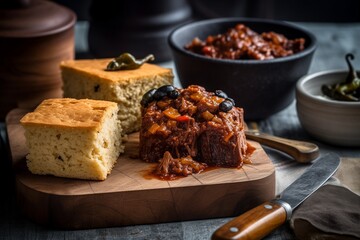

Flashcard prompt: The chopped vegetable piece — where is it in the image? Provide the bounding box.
[148,123,160,134]
[202,110,214,121]
[212,116,222,124]
[176,115,190,122]
[157,125,167,133]
[212,96,224,104]
[163,107,181,119]
[157,100,170,109]
[167,120,177,128]
[190,93,203,101]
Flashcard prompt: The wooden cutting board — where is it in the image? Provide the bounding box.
[6,108,275,230]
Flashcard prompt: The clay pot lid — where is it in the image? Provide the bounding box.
[0,0,76,38]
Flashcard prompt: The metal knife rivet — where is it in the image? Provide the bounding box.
[264,204,273,209]
[229,227,239,233]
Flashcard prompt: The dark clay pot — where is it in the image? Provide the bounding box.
[0,0,76,120]
[168,18,317,120]
[88,0,192,62]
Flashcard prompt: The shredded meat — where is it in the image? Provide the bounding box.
[155,151,207,178]
[185,24,305,60]
[140,85,249,177]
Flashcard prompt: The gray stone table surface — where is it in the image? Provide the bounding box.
[1,22,359,240]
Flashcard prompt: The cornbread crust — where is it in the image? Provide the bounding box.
[20,98,124,180]
[61,59,174,133]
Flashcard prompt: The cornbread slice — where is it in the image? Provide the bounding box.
[61,59,174,133]
[20,98,124,180]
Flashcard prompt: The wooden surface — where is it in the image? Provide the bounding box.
[6,108,275,229]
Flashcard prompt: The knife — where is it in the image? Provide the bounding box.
[212,152,340,240]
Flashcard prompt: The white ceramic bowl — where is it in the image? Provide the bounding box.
[296,70,360,146]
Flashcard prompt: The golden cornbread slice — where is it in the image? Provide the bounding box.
[61,59,174,133]
[20,98,124,181]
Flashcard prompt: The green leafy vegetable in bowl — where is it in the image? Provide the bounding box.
[322,53,360,101]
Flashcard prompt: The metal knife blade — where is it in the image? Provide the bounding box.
[211,152,340,240]
[280,152,339,210]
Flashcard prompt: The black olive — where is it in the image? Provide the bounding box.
[153,89,167,100]
[219,100,233,112]
[158,85,175,94]
[153,85,175,100]
[168,89,180,99]
[226,97,235,106]
[141,88,156,106]
[215,90,228,99]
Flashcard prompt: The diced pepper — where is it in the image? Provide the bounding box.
[148,123,160,134]
[176,115,190,122]
[201,110,214,121]
[167,120,177,128]
[212,116,222,124]
[212,96,224,104]
[190,93,203,101]
[157,100,170,109]
[163,107,181,119]
[157,125,167,133]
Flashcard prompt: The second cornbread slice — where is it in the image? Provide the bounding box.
[20,98,124,180]
[61,59,174,133]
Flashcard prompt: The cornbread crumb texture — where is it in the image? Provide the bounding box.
[61,59,174,133]
[20,98,124,180]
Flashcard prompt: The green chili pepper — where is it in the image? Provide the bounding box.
[322,53,360,101]
[106,53,155,71]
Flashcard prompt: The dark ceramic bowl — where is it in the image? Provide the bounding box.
[168,18,317,120]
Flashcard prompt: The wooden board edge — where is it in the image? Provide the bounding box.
[16,170,275,229]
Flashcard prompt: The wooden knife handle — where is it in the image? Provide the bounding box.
[245,131,319,163]
[211,200,290,240]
